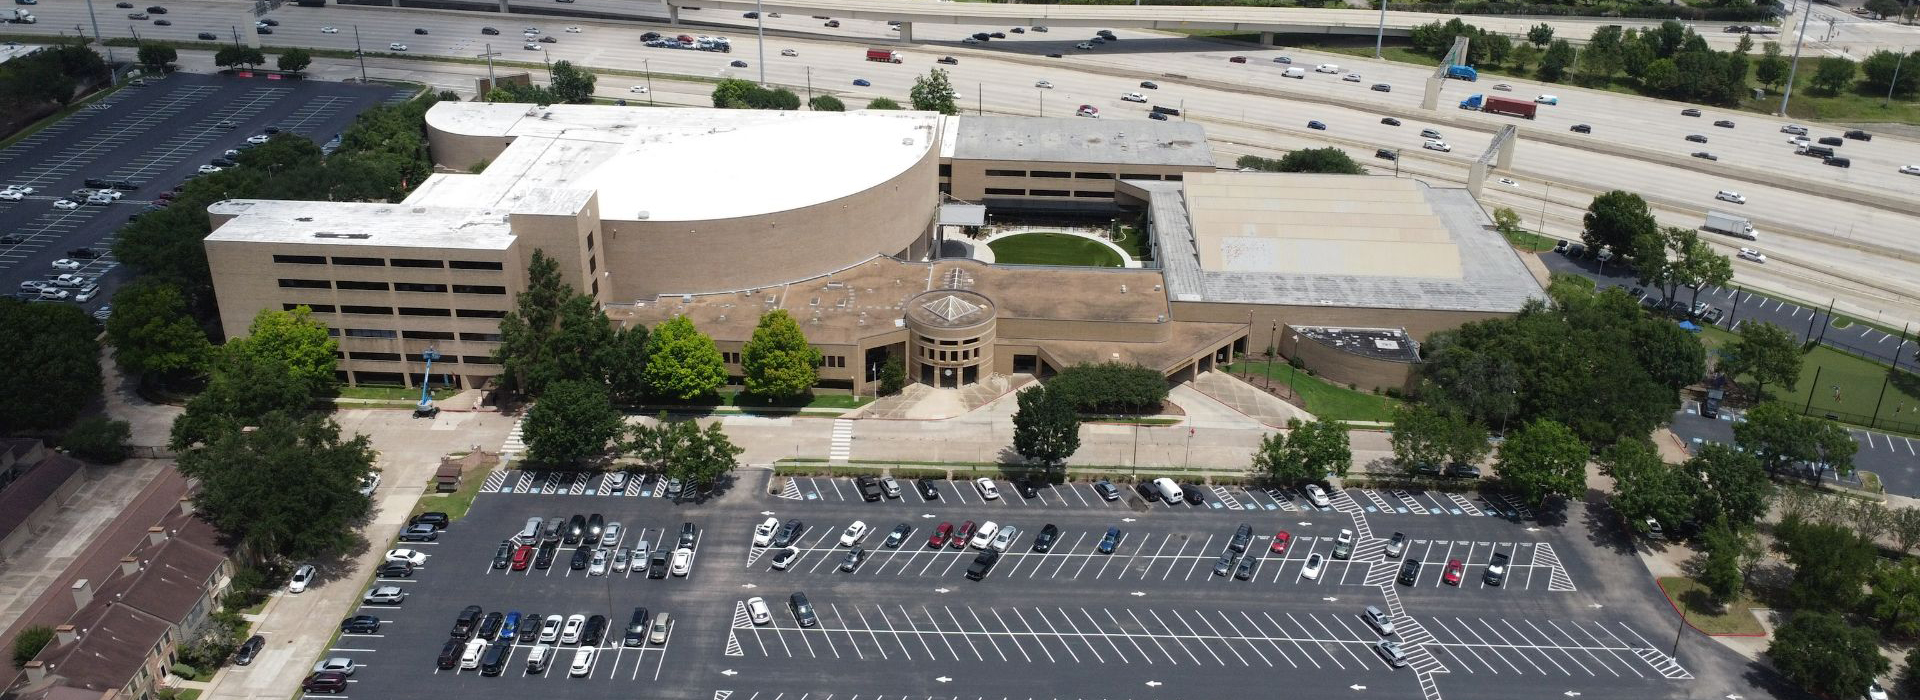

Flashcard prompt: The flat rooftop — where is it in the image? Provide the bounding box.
[414,103,940,222]
[1142,173,1545,312]
[952,116,1212,168]
[1294,326,1422,363]
[204,200,517,250]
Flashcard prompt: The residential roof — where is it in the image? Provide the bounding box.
[28,604,171,695]
[0,454,82,542]
[952,116,1212,167]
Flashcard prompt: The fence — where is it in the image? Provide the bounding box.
[1790,405,1920,436]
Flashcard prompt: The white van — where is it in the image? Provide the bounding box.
[518,517,543,544]
[1282,67,1305,79]
[1314,63,1340,73]
[525,644,553,673]
[1152,477,1183,503]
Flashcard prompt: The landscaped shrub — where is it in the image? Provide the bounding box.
[1047,362,1169,414]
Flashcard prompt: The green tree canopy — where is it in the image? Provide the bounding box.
[1538,39,1576,81]
[1582,190,1657,254]
[0,301,101,432]
[809,94,846,111]
[1495,419,1587,505]
[642,315,727,400]
[866,97,902,110]
[1869,558,1920,637]
[1754,41,1789,89]
[549,60,597,103]
[276,47,311,73]
[169,344,317,451]
[1812,56,1858,94]
[523,379,623,467]
[1684,443,1770,530]
[1600,438,1692,535]
[1719,321,1801,397]
[1236,148,1365,175]
[1861,49,1920,96]
[909,67,959,114]
[105,279,211,382]
[1768,610,1890,697]
[741,309,821,400]
[1697,521,1746,604]
[1254,418,1352,484]
[1012,385,1080,469]
[12,625,53,667]
[137,43,177,72]
[1774,514,1880,611]
[1389,404,1488,477]
[230,306,338,397]
[1045,362,1170,414]
[1734,402,1858,478]
[176,411,375,561]
[1528,22,1554,47]
[496,250,571,395]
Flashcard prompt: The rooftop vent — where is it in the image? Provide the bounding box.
[681,294,693,303]
[294,217,313,222]
[313,232,370,239]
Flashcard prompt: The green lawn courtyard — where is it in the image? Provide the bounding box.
[1704,326,1920,434]
[1222,361,1401,423]
[987,232,1125,268]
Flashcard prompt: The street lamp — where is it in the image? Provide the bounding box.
[1886,48,1909,106]
[753,0,765,85]
[81,0,114,63]
[644,58,653,106]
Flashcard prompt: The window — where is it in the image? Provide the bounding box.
[586,232,595,252]
[340,305,392,315]
[590,279,599,296]
[1073,191,1115,198]
[939,339,959,346]
[403,330,455,340]
[984,169,1027,177]
[393,282,448,293]
[331,256,386,266]
[351,352,402,361]
[326,328,340,337]
[449,260,504,271]
[1164,174,1183,181]
[588,255,597,273]
[452,284,506,295]
[457,309,508,319]
[984,188,1025,196]
[459,332,503,342]
[1029,170,1071,179]
[722,351,741,364]
[938,164,952,177]
[398,307,452,317]
[390,258,443,268]
[1074,172,1115,179]
[1028,189,1070,197]
[1121,173,1161,180]
[406,353,457,363]
[272,254,325,265]
[283,303,335,313]
[344,328,398,339]
[336,280,389,291]
[824,356,846,368]
[277,278,330,289]
[463,355,501,365]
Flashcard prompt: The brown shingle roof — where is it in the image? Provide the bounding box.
[0,454,83,540]
[29,604,170,694]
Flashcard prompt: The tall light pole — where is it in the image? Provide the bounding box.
[81,0,114,63]
[644,58,653,105]
[1887,48,1908,106]
[754,0,765,85]
[1374,0,1387,59]
[1780,1,1816,115]
[352,24,367,83]
[478,44,500,92]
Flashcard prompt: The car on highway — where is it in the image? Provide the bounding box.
[388,43,407,51]
[1371,83,1391,92]
[1536,94,1559,104]
[975,477,1000,500]
[730,60,748,67]
[1380,117,1401,127]
[1692,151,1718,161]
[1781,124,1807,135]
[1343,73,1361,82]
[1307,120,1326,130]
[1685,133,1710,143]
[1492,83,1512,91]
[413,27,428,34]
[566,26,581,32]
[936,56,959,65]
[1305,484,1331,508]
[1846,129,1872,141]
[1423,139,1451,152]
[198,31,217,40]
[1227,55,1244,62]
[1738,247,1766,263]
[126,12,146,19]
[1272,56,1291,63]
[1121,92,1145,102]
[1046,53,1064,58]
[1078,105,1099,117]
[1902,165,1920,175]
[839,521,868,546]
[289,564,317,592]
[1681,108,1702,117]
[1302,553,1325,580]
[1715,189,1746,204]
[1570,124,1592,134]
[853,78,870,86]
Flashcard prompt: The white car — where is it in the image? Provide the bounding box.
[601,522,622,547]
[1343,73,1361,82]
[38,289,69,301]
[460,639,486,669]
[1498,177,1518,186]
[1535,94,1559,105]
[560,614,586,644]
[320,26,337,33]
[95,189,122,200]
[1336,528,1354,549]
[752,517,779,547]
[670,547,693,576]
[769,546,799,570]
[247,134,270,144]
[839,521,868,547]
[50,259,80,271]
[539,614,564,642]
[0,190,22,201]
[524,43,540,50]
[1121,92,1145,102]
[969,521,999,549]
[1314,63,1340,73]
[1903,165,1920,175]
[388,43,407,51]
[565,26,581,32]
[1492,83,1512,91]
[1423,139,1451,152]
[747,596,772,624]
[1868,680,1890,700]
[196,165,222,174]
[1738,247,1767,263]
[612,547,630,572]
[568,647,594,676]
[75,286,98,302]
[1035,80,1053,88]
[1304,484,1331,508]
[629,85,648,93]
[974,477,1000,500]
[780,48,796,56]
[311,657,355,675]
[588,549,608,575]
[1780,123,1808,135]
[52,199,79,209]
[1301,553,1325,580]
[1788,136,1811,147]
[362,585,404,604]
[357,472,379,496]
[4,185,34,195]
[1715,190,1746,204]
[989,525,1018,552]
[288,564,317,593]
[383,548,427,566]
[1074,41,1093,49]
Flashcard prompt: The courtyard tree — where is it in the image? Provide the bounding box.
[909,68,960,114]
[1046,362,1169,414]
[641,315,727,400]
[1719,320,1801,398]
[1869,558,1920,636]
[523,379,623,467]
[741,310,822,401]
[1389,404,1488,478]
[1600,438,1692,536]
[176,411,376,562]
[1684,443,1771,531]
[1774,514,1879,611]
[1812,56,1858,94]
[0,301,101,433]
[1254,418,1352,484]
[137,42,177,72]
[1494,419,1587,506]
[105,279,211,384]
[1012,385,1080,471]
[1527,22,1554,47]
[1755,42,1790,89]
[548,60,597,103]
[495,250,571,395]
[1768,611,1890,698]
[1581,190,1657,254]
[228,306,338,398]
[1698,521,1746,605]
[276,48,311,73]
[1735,402,1858,479]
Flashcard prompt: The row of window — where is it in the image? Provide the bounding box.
[342,351,499,364]
[278,279,507,295]
[719,351,849,368]
[330,327,499,341]
[923,346,981,363]
[283,303,507,319]
[273,254,504,270]
[980,170,1182,181]
[983,189,1114,199]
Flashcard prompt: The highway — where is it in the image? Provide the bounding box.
[21,0,1920,323]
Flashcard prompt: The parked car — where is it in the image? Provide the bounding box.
[288,564,317,592]
[234,635,265,665]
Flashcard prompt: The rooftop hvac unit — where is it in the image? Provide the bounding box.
[681,294,693,302]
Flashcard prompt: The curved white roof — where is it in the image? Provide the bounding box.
[418,103,939,221]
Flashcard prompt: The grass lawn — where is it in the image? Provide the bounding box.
[1503,228,1559,253]
[1112,224,1153,262]
[337,384,462,402]
[722,388,872,409]
[1222,361,1402,423]
[412,459,492,522]
[1766,343,1920,432]
[988,232,1125,267]
[1657,576,1766,635]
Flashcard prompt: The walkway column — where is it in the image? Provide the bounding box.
[496,0,507,11]
[1495,127,1516,169]
[667,4,679,25]
[1259,31,1273,45]
[1420,75,1442,110]
[898,21,912,43]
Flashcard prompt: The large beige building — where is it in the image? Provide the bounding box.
[202,102,1544,393]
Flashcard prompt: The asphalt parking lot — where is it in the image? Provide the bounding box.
[320,469,1740,700]
[0,72,408,309]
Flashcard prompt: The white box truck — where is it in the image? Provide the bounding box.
[1703,211,1756,240]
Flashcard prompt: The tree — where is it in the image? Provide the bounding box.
[495,250,570,395]
[1891,507,1920,554]
[1621,35,1655,78]
[741,310,821,400]
[175,412,375,561]
[169,344,316,450]
[1600,439,1692,535]
[276,47,311,73]
[1390,404,1487,477]
[1672,229,1733,309]
[548,60,596,103]
[1582,190,1657,254]
[105,280,210,383]
[642,315,727,400]
[1012,385,1080,469]
[678,421,744,494]
[229,307,338,398]
[1683,443,1770,531]
[877,354,906,395]
[62,416,132,464]
[1538,39,1576,82]
[1774,514,1880,611]
[809,94,846,111]
[712,78,756,108]
[1698,521,1745,604]
[1509,43,1539,72]
[866,97,902,110]
[1768,611,1890,698]
[1495,419,1586,506]
[909,68,959,115]
[12,625,52,667]
[1812,56,1858,94]
[1862,49,1920,96]
[1237,148,1365,175]
[523,380,622,467]
[1578,25,1624,84]
[1528,23,1554,47]
[0,301,101,432]
[1755,42,1789,89]
[137,42,177,72]
[1870,558,1920,636]
[1492,207,1522,234]
[605,324,651,406]
[1254,418,1352,484]
[214,46,265,70]
[1867,0,1904,17]
[1045,362,1170,414]
[1735,33,1753,56]
[1734,402,1858,479]
[1720,321,1801,398]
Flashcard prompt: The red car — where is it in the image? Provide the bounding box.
[1270,531,1292,554]
[951,521,976,549]
[510,544,534,571]
[927,522,952,548]
[1443,559,1464,586]
[302,672,348,694]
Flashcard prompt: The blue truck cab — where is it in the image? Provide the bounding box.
[1446,65,1477,81]
[1458,93,1484,110]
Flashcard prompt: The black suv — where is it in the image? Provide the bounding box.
[1397,559,1421,586]
[678,522,697,549]
[1032,524,1060,552]
[772,519,803,548]
[66,247,99,259]
[411,511,449,529]
[491,541,514,569]
[83,178,111,189]
[915,478,940,500]
[564,514,585,543]
[1228,524,1253,553]
[790,592,818,627]
[451,605,483,639]
[648,550,670,578]
[534,541,558,569]
[581,614,607,645]
[339,615,380,634]
[436,639,461,669]
[476,612,504,640]
[624,607,650,646]
[375,561,414,578]
[965,550,1000,580]
[855,475,883,502]
[1015,478,1039,498]
[571,544,592,570]
[587,513,605,540]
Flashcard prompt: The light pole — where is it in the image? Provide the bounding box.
[644,58,653,105]
[1537,180,1551,234]
[1374,0,1387,59]
[753,0,765,85]
[1037,87,1043,116]
[1780,1,1816,115]
[81,0,114,63]
[1887,48,1908,106]
[352,24,367,83]
[478,44,500,91]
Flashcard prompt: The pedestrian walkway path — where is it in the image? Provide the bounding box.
[829,420,854,465]
[1190,371,1313,428]
[501,414,528,466]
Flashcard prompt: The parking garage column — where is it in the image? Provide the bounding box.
[668,3,680,25]
[497,0,507,11]
[898,21,912,43]
[1259,31,1273,45]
